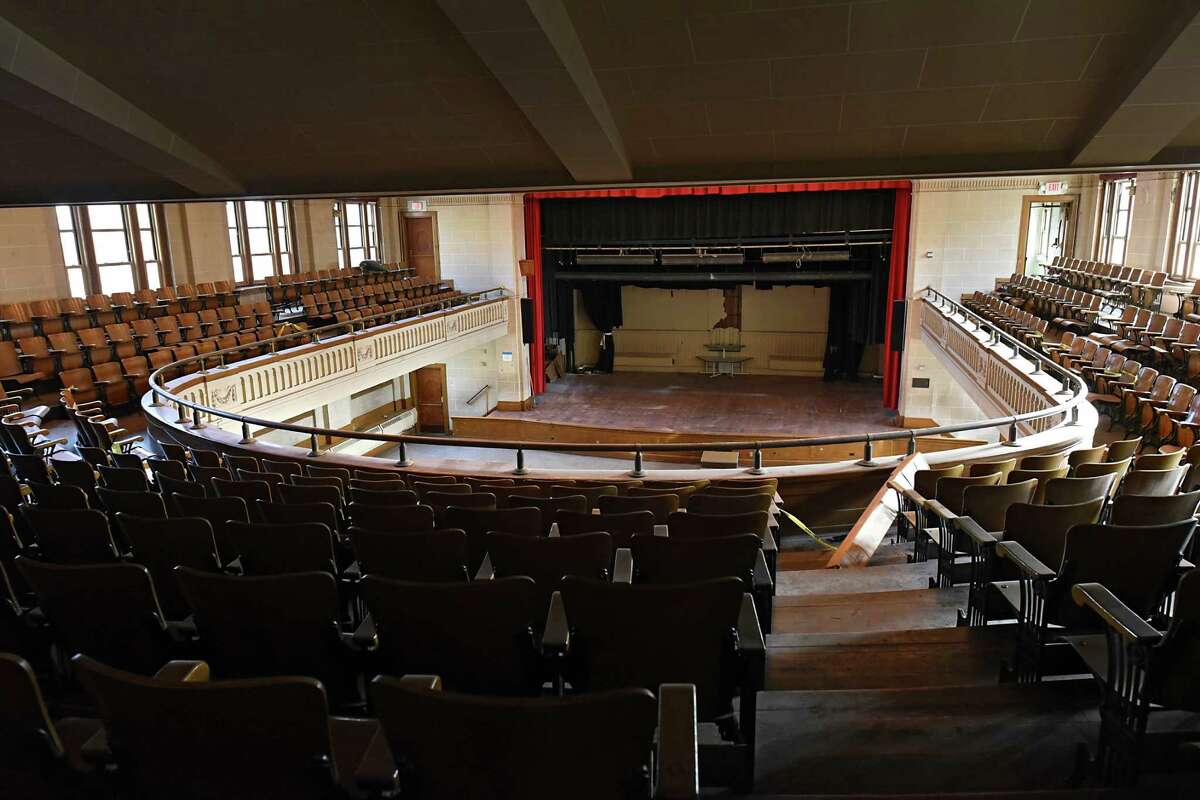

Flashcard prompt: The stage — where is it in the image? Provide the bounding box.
[491,373,897,437]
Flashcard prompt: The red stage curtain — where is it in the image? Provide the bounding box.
[881,186,911,410]
[522,197,546,394]
[521,180,913,401]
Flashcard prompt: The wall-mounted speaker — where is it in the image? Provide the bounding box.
[890,300,906,351]
[520,298,534,344]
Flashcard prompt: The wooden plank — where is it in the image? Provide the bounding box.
[772,588,968,634]
[826,453,925,567]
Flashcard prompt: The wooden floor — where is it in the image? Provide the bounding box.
[491,372,896,436]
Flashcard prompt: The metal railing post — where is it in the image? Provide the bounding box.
[395,441,412,468]
[513,448,528,476]
[190,408,205,430]
[239,420,253,444]
[856,433,878,467]
[630,447,646,478]
[308,432,321,457]
[151,390,163,407]
[749,446,764,475]
[176,403,188,423]
[907,431,917,456]
[1002,417,1020,447]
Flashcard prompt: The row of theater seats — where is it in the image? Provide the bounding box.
[298,275,463,326]
[0,282,239,342]
[1045,254,1177,310]
[895,441,1200,784]
[263,263,412,305]
[969,292,1200,448]
[0,437,780,795]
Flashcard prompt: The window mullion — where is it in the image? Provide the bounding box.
[126,205,147,291]
[76,207,101,295]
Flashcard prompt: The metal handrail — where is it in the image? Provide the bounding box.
[146,286,1089,472]
[466,385,491,406]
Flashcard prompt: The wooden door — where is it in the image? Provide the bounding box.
[404,215,439,281]
[412,364,449,433]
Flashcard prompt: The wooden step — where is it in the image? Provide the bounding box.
[775,560,938,597]
[766,626,1011,691]
[773,588,968,634]
[753,682,1100,795]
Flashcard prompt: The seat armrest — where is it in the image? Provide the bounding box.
[352,614,377,648]
[954,516,997,547]
[655,684,700,800]
[752,549,773,592]
[474,552,494,581]
[613,547,633,584]
[653,523,669,537]
[1072,583,1163,644]
[80,728,112,766]
[398,675,442,692]
[547,521,559,537]
[899,486,928,507]
[736,593,765,655]
[924,499,957,522]
[996,541,1056,579]
[154,660,210,683]
[542,590,569,654]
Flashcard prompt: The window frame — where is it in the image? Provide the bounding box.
[59,203,173,297]
[225,199,298,285]
[1168,171,1200,280]
[333,199,381,268]
[1094,174,1136,265]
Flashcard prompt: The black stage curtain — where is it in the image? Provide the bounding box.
[540,191,895,246]
[823,246,889,381]
[578,283,623,372]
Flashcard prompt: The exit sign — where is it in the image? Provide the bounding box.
[1039,181,1069,195]
[406,199,427,212]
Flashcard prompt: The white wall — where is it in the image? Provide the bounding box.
[400,192,532,409]
[0,206,70,303]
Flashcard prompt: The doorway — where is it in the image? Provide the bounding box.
[411,364,449,433]
[1016,195,1077,275]
[403,214,439,281]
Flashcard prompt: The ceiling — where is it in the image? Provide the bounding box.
[1,0,1199,204]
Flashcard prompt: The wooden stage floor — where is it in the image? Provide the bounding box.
[491,372,897,437]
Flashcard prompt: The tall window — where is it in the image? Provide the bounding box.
[57,203,171,297]
[226,200,295,283]
[1170,171,1200,278]
[1095,175,1135,264]
[333,200,379,267]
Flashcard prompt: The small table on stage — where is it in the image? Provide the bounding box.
[697,348,752,377]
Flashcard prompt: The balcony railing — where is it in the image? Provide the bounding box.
[147,286,1092,476]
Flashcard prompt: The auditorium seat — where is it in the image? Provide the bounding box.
[228,521,337,577]
[362,575,544,695]
[1119,466,1188,497]
[26,481,89,510]
[116,513,222,619]
[955,499,1104,627]
[21,508,120,564]
[553,576,762,790]
[17,558,180,674]
[347,486,418,507]
[997,519,1194,681]
[0,652,103,797]
[73,654,380,799]
[508,494,587,531]
[97,488,167,522]
[554,509,655,549]
[597,493,678,523]
[444,505,540,574]
[351,527,468,582]
[1068,571,1200,784]
[176,568,360,708]
[170,494,249,569]
[482,531,612,612]
[346,502,435,534]
[369,674,693,800]
[1041,475,1115,506]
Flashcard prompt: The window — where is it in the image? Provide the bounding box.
[1170,171,1200,279]
[225,200,295,283]
[333,200,379,267]
[1095,175,1135,264]
[57,203,171,297]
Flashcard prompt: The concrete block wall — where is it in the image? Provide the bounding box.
[0,206,71,302]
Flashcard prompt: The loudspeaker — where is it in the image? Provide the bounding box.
[520,298,534,344]
[890,300,906,351]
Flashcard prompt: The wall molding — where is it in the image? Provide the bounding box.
[915,176,1050,193]
[426,193,521,207]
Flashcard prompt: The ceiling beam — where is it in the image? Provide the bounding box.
[0,14,244,196]
[436,0,632,184]
[1071,3,1200,168]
